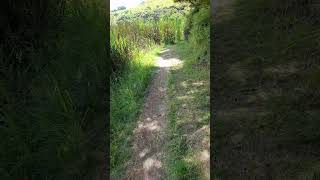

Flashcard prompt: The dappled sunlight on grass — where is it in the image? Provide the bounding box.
[180,81,188,88]
[166,41,210,179]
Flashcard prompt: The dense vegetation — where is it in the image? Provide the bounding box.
[0,0,107,179]
[213,0,320,179]
[110,0,189,75]
[179,0,210,63]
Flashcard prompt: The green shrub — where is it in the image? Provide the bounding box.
[182,3,210,63]
[189,6,209,60]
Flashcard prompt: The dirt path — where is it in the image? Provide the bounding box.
[126,47,182,180]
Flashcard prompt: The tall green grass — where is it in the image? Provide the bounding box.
[111,17,186,74]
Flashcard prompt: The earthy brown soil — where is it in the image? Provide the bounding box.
[125,48,182,180]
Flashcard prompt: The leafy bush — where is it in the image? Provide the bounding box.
[188,6,210,61]
[182,2,210,63]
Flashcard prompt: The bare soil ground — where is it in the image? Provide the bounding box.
[125,48,182,180]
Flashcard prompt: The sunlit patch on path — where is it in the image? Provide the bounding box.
[156,49,183,68]
[126,47,182,180]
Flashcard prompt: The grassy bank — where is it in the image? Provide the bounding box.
[110,46,161,179]
[166,41,210,179]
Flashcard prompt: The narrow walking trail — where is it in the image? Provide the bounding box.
[126,47,182,180]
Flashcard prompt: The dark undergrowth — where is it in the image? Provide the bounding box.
[212,0,320,179]
[0,1,107,179]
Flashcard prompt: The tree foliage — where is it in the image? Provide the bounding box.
[174,0,209,6]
